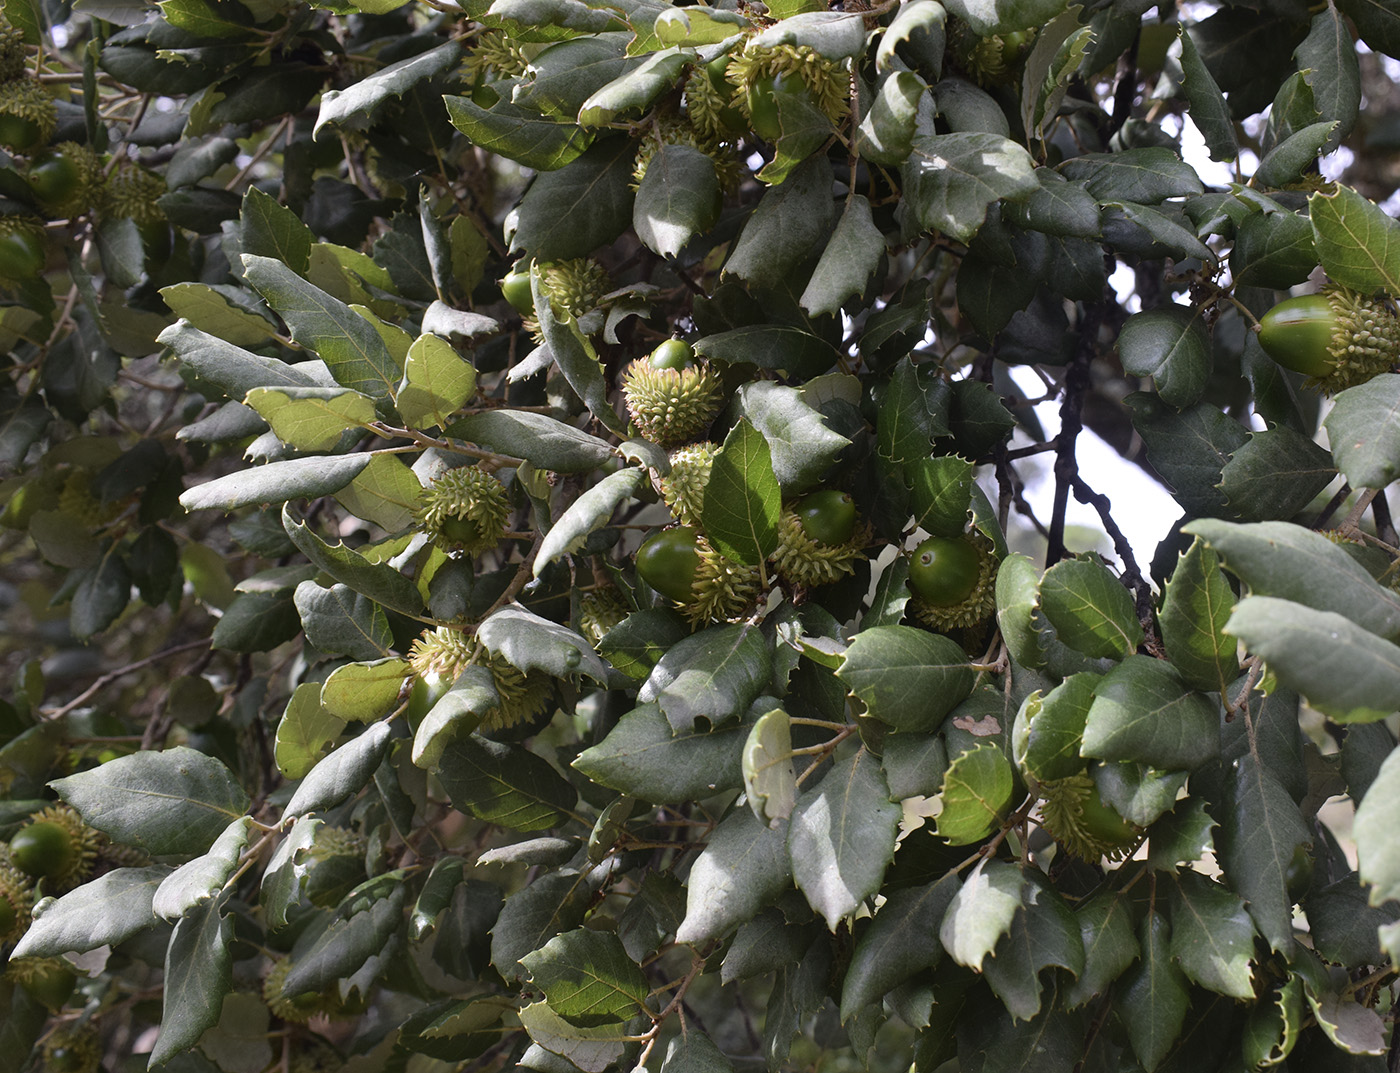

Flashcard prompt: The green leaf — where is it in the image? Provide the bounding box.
[1060,148,1205,204]
[282,881,405,995]
[283,506,425,616]
[159,283,276,347]
[902,132,1038,242]
[1308,183,1400,296]
[1038,558,1143,660]
[160,320,324,399]
[412,665,496,770]
[242,255,400,399]
[837,625,974,733]
[520,929,650,1027]
[1175,27,1236,162]
[275,682,347,779]
[535,467,646,575]
[855,70,922,167]
[1126,394,1249,517]
[939,858,1025,970]
[877,357,951,464]
[639,623,773,734]
[633,142,721,259]
[1169,872,1256,998]
[725,156,835,284]
[1081,655,1220,770]
[734,381,852,496]
[676,806,792,943]
[12,866,171,959]
[445,94,592,171]
[934,740,1014,846]
[1254,120,1337,189]
[316,40,462,138]
[478,604,609,684]
[1011,672,1099,784]
[597,609,690,680]
[1158,538,1238,693]
[1224,596,1400,722]
[258,819,320,931]
[1335,0,1400,57]
[788,748,900,928]
[1230,209,1319,289]
[1117,306,1211,409]
[940,0,1066,35]
[983,873,1084,1021]
[1219,424,1335,522]
[1184,519,1400,641]
[179,454,371,513]
[907,456,974,538]
[436,734,578,832]
[1295,946,1387,1055]
[702,418,781,567]
[743,707,796,826]
[1325,374,1400,491]
[281,719,395,819]
[1354,746,1400,907]
[510,136,636,260]
[531,269,630,438]
[334,453,422,532]
[150,891,233,1069]
[661,1033,734,1073]
[491,871,594,977]
[51,747,250,857]
[693,325,842,380]
[446,409,617,473]
[396,333,477,428]
[996,553,1045,669]
[1148,799,1218,872]
[573,702,747,803]
[239,185,312,277]
[321,658,410,723]
[1064,891,1138,1008]
[152,816,251,922]
[1294,5,1360,151]
[294,580,393,661]
[800,195,884,316]
[839,873,958,1021]
[517,1001,629,1073]
[1117,910,1189,1070]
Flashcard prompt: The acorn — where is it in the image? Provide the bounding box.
[906,531,999,632]
[0,16,27,83]
[1037,771,1141,862]
[634,526,761,624]
[1256,287,1400,394]
[631,114,740,193]
[5,955,77,1010]
[482,650,555,731]
[684,58,747,141]
[0,214,44,281]
[579,588,629,646]
[57,468,123,528]
[728,43,850,134]
[463,29,530,81]
[621,353,723,448]
[659,441,717,525]
[0,845,34,944]
[26,142,101,217]
[406,627,553,732]
[263,958,332,1024]
[949,21,1037,87]
[97,159,166,229]
[523,257,612,343]
[0,77,54,154]
[303,826,367,909]
[415,466,511,558]
[772,491,868,588]
[9,805,102,892]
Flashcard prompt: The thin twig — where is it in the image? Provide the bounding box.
[44,638,211,719]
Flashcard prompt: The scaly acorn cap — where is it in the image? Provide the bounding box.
[0,845,34,943]
[0,17,27,82]
[1038,772,1141,863]
[482,651,555,732]
[659,442,717,525]
[522,257,612,343]
[579,588,629,646]
[684,64,738,142]
[28,141,102,216]
[632,115,741,192]
[728,43,850,126]
[0,78,54,152]
[686,535,763,625]
[1258,286,1400,395]
[263,958,335,1024]
[11,804,101,893]
[622,358,723,447]
[907,531,999,632]
[57,469,122,527]
[415,466,511,558]
[463,29,530,80]
[98,159,166,228]
[408,625,474,683]
[772,508,869,589]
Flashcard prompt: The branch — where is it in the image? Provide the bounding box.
[1046,302,1106,565]
[1070,475,1154,632]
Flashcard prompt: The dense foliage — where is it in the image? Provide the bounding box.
[2,0,1400,1070]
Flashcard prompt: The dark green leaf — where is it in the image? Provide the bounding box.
[702,418,781,567]
[1081,655,1220,770]
[902,132,1038,242]
[437,734,578,832]
[510,136,636,260]
[1158,538,1238,693]
[180,454,371,513]
[1117,910,1189,1070]
[520,929,649,1027]
[676,806,791,943]
[284,721,395,818]
[13,866,172,959]
[633,143,721,258]
[150,891,233,1068]
[1117,306,1211,409]
[639,623,772,734]
[1169,872,1256,998]
[573,702,747,803]
[837,625,974,733]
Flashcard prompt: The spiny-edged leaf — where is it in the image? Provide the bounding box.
[676,806,792,944]
[743,706,796,826]
[1224,596,1400,722]
[878,356,952,464]
[693,324,842,380]
[520,929,649,1027]
[996,552,1045,669]
[1295,5,1360,151]
[259,819,321,930]
[239,185,312,276]
[939,858,1026,970]
[1219,424,1335,522]
[316,40,462,138]
[294,581,393,662]
[1011,672,1100,784]
[983,873,1084,1021]
[152,816,252,922]
[1169,872,1256,998]
[1064,890,1138,1008]
[580,47,688,125]
[12,866,172,960]
[532,270,629,437]
[597,608,690,681]
[446,409,617,473]
[573,702,746,803]
[242,255,399,399]
[1117,910,1189,1071]
[517,1001,629,1073]
[444,94,592,171]
[491,871,594,978]
[839,872,959,1021]
[1354,746,1400,907]
[907,455,974,538]
[1243,976,1305,1069]
[1293,946,1387,1055]
[334,453,422,532]
[321,657,409,723]
[510,135,635,260]
[934,740,1014,846]
[1094,762,1187,828]
[800,195,884,316]
[284,720,395,819]
[1081,655,1221,771]
[837,625,975,733]
[701,418,781,567]
[633,142,721,258]
[1060,148,1205,203]
[396,996,516,1063]
[150,891,233,1069]
[1308,183,1400,296]
[1306,876,1399,965]
[478,604,609,685]
[902,131,1039,242]
[282,883,405,995]
[788,748,900,928]
[725,155,835,283]
[275,682,345,779]
[1038,557,1143,660]
[1325,373,1400,491]
[283,506,424,616]
[160,283,276,348]
[1185,519,1400,641]
[412,665,496,771]
[1117,306,1211,409]
[396,332,477,428]
[537,468,645,576]
[51,746,250,857]
[660,1032,734,1073]
[1149,798,1218,871]
[436,733,577,832]
[734,381,851,496]
[639,623,773,734]
[1159,538,1238,693]
[1175,27,1236,162]
[180,454,371,513]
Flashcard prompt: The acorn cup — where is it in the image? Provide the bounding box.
[415,466,511,558]
[634,526,762,625]
[622,343,723,448]
[772,491,868,589]
[1256,286,1400,394]
[1037,771,1141,862]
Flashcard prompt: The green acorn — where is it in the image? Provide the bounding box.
[772,492,868,589]
[622,358,723,447]
[6,955,77,1010]
[632,115,741,192]
[685,58,746,141]
[1038,772,1141,862]
[659,442,718,525]
[303,826,367,908]
[949,21,1037,87]
[407,627,553,732]
[522,257,612,343]
[39,1023,101,1073]
[1256,287,1400,394]
[0,845,34,944]
[579,588,629,646]
[415,466,511,557]
[97,160,166,229]
[463,29,530,81]
[0,77,54,154]
[0,214,44,281]
[57,469,123,528]
[483,650,556,731]
[408,624,474,684]
[9,804,102,892]
[263,958,333,1024]
[0,18,27,83]
[634,526,761,623]
[906,531,999,632]
[728,43,850,133]
[27,142,100,216]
